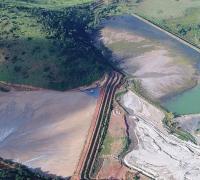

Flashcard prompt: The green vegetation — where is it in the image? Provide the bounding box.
[126,0,200,48]
[162,8,200,46]
[163,112,197,144]
[164,112,175,127]
[115,89,127,101]
[130,79,153,102]
[134,175,140,180]
[0,0,123,90]
[90,157,103,178]
[128,77,197,144]
[0,158,64,180]
[176,129,197,143]
[131,79,144,95]
[118,136,130,158]
[2,0,93,9]
[108,41,155,56]
[100,132,114,155]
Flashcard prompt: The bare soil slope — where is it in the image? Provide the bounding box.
[0,90,98,177]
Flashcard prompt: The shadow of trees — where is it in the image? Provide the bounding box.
[0,157,69,180]
[0,1,120,90]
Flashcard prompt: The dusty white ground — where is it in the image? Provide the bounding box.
[100,15,199,100]
[122,91,200,180]
[0,90,97,177]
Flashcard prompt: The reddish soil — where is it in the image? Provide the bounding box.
[97,158,128,179]
[97,102,127,179]
[97,101,149,180]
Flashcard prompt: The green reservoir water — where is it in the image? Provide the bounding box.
[163,85,200,115]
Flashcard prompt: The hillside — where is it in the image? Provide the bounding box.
[1,0,200,179]
[0,0,111,90]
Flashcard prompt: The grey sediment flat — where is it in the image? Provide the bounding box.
[0,90,97,177]
[100,15,200,114]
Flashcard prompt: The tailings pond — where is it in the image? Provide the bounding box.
[101,15,200,115]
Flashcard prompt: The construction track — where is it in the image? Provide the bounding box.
[72,72,121,179]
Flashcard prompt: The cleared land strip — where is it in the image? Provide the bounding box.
[72,72,121,179]
[131,13,200,54]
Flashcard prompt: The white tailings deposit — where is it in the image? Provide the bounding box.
[121,91,200,180]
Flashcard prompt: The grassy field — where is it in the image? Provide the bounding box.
[126,0,200,48]
[1,0,199,89]
[2,0,93,9]
[100,132,114,155]
[0,0,113,90]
